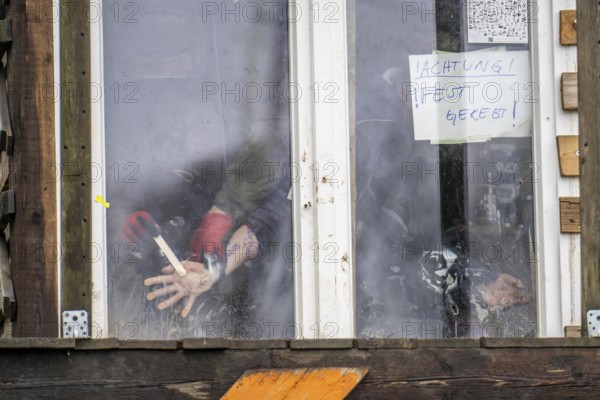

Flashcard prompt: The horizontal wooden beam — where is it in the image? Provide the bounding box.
[1,339,600,399]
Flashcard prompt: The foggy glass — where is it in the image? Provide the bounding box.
[103,0,293,339]
[352,0,537,338]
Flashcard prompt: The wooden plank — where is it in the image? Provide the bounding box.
[60,0,92,315]
[222,368,368,400]
[290,339,354,350]
[416,339,480,348]
[0,338,75,348]
[557,135,580,176]
[578,0,600,336]
[565,326,582,338]
[560,10,577,45]
[0,151,8,193]
[75,339,180,350]
[183,338,288,350]
[0,17,11,60]
[357,338,478,349]
[356,338,416,349]
[559,197,581,233]
[2,344,600,398]
[0,189,14,230]
[0,65,13,156]
[0,47,12,198]
[7,0,58,337]
[561,72,578,110]
[0,20,13,197]
[481,337,600,348]
[0,236,15,323]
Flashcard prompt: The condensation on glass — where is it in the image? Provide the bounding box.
[103,0,293,339]
[351,0,537,338]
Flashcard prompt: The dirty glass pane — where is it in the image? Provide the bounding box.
[351,0,537,338]
[103,0,293,339]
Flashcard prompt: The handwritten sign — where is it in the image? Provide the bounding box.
[408,50,532,143]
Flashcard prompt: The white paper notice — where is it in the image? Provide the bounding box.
[467,0,529,44]
[408,50,533,143]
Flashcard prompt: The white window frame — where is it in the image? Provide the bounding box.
[87,0,569,339]
[289,0,354,339]
[90,0,109,337]
[531,0,581,337]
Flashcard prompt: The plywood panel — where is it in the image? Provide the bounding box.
[222,368,368,400]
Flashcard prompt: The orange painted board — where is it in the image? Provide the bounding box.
[221,367,368,400]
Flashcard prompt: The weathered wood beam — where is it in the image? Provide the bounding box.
[7,0,58,337]
[577,0,600,336]
[60,0,91,316]
[0,339,600,399]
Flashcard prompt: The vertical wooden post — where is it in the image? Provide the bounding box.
[60,1,91,317]
[7,0,58,336]
[577,0,600,336]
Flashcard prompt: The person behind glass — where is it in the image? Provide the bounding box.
[119,119,290,318]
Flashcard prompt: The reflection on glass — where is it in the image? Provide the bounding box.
[104,0,293,339]
[352,0,536,338]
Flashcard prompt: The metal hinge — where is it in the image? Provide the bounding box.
[62,310,89,338]
[587,310,600,337]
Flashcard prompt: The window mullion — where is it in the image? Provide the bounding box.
[289,0,354,339]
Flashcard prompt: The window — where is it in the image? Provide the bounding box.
[90,0,557,339]
[95,0,295,339]
[351,0,537,338]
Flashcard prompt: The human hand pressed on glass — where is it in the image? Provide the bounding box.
[144,219,259,317]
[479,273,531,310]
[144,260,220,318]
